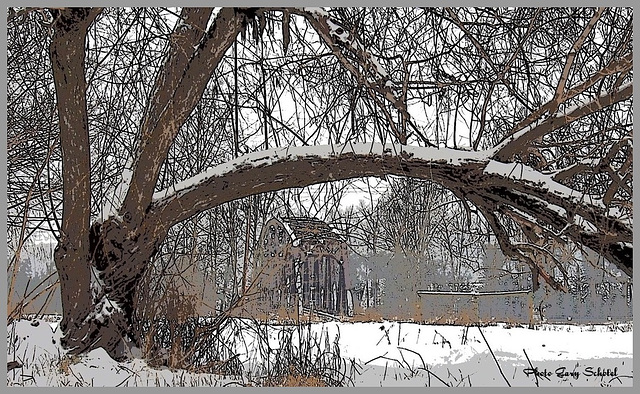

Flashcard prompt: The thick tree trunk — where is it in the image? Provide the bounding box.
[49,7,101,355]
[59,217,166,360]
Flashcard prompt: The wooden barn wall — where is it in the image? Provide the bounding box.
[246,219,350,321]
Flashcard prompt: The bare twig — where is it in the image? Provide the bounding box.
[477,326,511,387]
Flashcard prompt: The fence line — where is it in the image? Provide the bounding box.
[417,289,532,297]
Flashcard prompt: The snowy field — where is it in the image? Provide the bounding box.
[7,315,632,387]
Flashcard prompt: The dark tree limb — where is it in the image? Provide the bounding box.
[494,82,632,162]
[550,8,605,113]
[290,8,411,144]
[121,8,249,227]
[500,52,632,149]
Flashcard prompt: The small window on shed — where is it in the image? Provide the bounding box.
[277,226,285,243]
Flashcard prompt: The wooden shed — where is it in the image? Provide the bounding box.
[250,217,351,320]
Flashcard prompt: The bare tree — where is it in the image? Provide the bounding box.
[7,7,632,360]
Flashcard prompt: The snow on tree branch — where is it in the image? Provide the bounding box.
[146,141,631,280]
[493,82,632,161]
[152,143,490,203]
[483,160,605,209]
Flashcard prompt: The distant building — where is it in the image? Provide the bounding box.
[251,217,352,320]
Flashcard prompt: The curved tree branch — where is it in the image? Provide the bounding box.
[147,143,632,281]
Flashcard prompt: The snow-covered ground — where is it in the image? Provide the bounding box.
[7,315,632,387]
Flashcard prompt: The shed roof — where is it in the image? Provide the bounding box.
[279,217,345,243]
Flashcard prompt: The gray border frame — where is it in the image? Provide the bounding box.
[2,0,636,392]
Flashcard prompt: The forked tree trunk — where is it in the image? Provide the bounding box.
[48,7,150,360]
[49,7,249,359]
[47,9,165,358]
